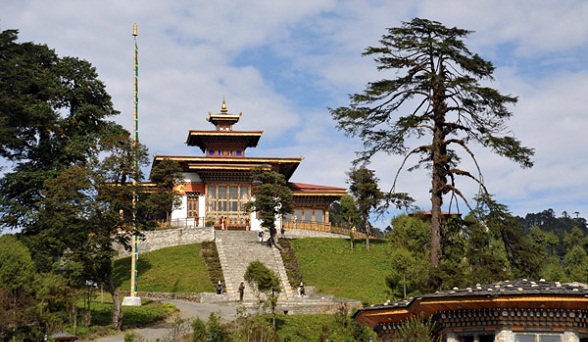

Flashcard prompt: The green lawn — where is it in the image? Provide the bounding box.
[105,238,390,339]
[115,243,215,293]
[115,237,392,305]
[291,238,392,305]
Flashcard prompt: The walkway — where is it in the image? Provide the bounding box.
[215,230,297,303]
[92,299,240,342]
[91,230,362,341]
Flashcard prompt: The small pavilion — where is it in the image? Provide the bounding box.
[150,100,346,232]
[353,279,588,342]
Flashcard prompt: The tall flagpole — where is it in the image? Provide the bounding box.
[123,23,141,306]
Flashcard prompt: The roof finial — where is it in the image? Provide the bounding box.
[221,98,228,113]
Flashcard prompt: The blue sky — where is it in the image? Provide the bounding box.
[3,0,588,227]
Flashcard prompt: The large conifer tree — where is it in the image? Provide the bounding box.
[331,18,534,268]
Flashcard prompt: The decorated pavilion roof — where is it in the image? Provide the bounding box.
[185,130,263,152]
[289,182,347,197]
[354,279,588,329]
[152,155,302,181]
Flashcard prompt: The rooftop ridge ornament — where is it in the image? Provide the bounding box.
[221,97,228,113]
[206,98,242,130]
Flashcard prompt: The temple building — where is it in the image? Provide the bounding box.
[149,100,346,231]
[353,279,588,342]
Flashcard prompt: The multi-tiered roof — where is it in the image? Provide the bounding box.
[151,100,346,200]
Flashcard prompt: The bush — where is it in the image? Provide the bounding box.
[191,317,206,342]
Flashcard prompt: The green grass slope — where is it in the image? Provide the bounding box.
[115,237,391,305]
[115,243,215,293]
[290,238,391,305]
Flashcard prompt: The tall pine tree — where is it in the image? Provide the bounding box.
[331,18,534,268]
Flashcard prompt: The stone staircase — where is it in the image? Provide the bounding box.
[215,230,298,303]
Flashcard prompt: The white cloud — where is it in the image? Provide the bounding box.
[2,0,588,222]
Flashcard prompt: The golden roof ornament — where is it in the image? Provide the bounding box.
[221,98,228,114]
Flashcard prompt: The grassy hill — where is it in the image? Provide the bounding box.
[114,237,392,305]
[289,238,391,305]
[115,243,215,293]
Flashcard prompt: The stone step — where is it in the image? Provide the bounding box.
[215,230,297,302]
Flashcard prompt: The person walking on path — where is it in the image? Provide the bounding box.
[258,230,264,243]
[238,282,245,301]
[298,282,305,297]
[216,280,223,294]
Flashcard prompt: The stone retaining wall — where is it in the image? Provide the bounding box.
[277,300,363,315]
[120,291,233,303]
[281,229,350,239]
[113,227,349,259]
[114,227,215,259]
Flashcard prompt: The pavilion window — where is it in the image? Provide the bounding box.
[209,150,215,156]
[236,150,242,156]
[229,186,238,212]
[315,210,324,223]
[457,336,494,342]
[240,186,249,201]
[294,210,302,222]
[304,210,312,223]
[187,192,199,219]
[206,184,251,223]
[514,333,562,342]
[218,186,227,211]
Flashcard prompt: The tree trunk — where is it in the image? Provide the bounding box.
[430,189,442,268]
[430,131,444,267]
[107,277,123,330]
[430,75,447,269]
[365,218,370,251]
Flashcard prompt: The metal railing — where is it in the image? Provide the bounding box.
[282,218,367,238]
[155,217,367,238]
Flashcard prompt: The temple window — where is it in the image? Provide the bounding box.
[458,335,494,342]
[315,210,324,223]
[290,209,323,224]
[206,184,250,223]
[209,150,215,156]
[294,210,302,222]
[304,210,312,223]
[514,333,562,342]
[236,150,242,156]
[187,192,199,219]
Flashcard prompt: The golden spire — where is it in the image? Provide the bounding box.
[133,23,138,37]
[221,98,228,113]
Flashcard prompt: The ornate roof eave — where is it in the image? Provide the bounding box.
[207,112,241,123]
[292,192,346,198]
[357,295,588,329]
[289,182,347,197]
[353,279,588,329]
[186,130,264,152]
[151,155,303,180]
[206,98,242,126]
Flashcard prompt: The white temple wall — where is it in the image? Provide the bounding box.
[494,329,513,342]
[445,331,457,342]
[172,195,188,221]
[564,331,579,342]
[170,172,205,225]
[182,172,202,183]
[198,194,205,226]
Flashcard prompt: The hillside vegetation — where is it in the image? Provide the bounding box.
[289,238,391,305]
[115,243,215,293]
[114,237,391,305]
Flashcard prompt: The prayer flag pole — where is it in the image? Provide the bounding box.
[123,22,142,306]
